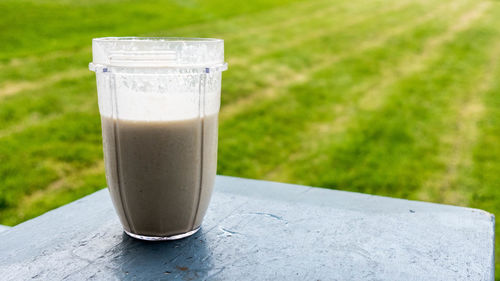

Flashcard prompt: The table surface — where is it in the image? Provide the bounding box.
[0,176,495,281]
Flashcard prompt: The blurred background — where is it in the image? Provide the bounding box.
[1,0,499,273]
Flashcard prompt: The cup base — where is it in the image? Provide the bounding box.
[124,227,200,241]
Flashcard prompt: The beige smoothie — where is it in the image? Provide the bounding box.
[100,114,218,237]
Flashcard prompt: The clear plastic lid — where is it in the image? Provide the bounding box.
[90,37,225,121]
[89,37,227,73]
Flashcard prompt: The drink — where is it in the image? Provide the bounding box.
[89,37,227,240]
[101,114,218,237]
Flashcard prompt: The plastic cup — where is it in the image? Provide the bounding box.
[89,37,227,240]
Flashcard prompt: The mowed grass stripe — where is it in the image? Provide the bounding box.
[0,49,92,87]
[417,28,500,206]
[0,0,419,147]
[0,82,98,139]
[266,1,489,180]
[0,0,327,81]
[0,0,393,98]
[0,0,411,98]
[221,0,439,103]
[0,0,358,222]
[222,0,472,120]
[0,0,432,198]
[153,0,337,40]
[0,0,440,207]
[0,69,91,99]
[220,0,467,118]
[217,0,473,178]
[0,0,319,67]
[467,12,500,275]
[0,0,456,224]
[0,160,105,225]
[0,0,327,108]
[0,79,100,223]
[0,76,98,132]
[277,3,497,199]
[0,0,309,60]
[0,110,103,223]
[221,0,421,106]
[224,0,415,65]
[0,0,435,135]
[177,0,384,55]
[0,0,373,86]
[0,0,417,128]
[454,4,500,273]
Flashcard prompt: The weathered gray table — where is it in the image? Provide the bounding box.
[0,176,495,280]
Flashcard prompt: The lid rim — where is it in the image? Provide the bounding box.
[93,37,224,43]
[91,37,225,68]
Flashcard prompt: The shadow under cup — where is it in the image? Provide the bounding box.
[89,37,227,241]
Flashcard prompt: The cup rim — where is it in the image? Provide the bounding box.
[93,37,224,43]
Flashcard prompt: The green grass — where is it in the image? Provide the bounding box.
[1,0,500,276]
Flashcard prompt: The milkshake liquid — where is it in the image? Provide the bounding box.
[100,114,218,237]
